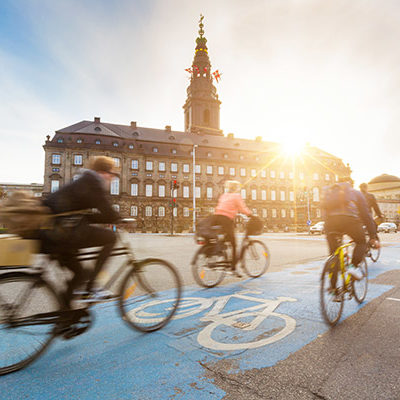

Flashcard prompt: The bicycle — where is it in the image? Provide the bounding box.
[320,233,368,326]
[0,221,182,375]
[191,217,270,288]
[365,234,380,262]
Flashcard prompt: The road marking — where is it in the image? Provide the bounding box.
[386,297,400,302]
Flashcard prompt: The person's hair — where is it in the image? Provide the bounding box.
[359,183,368,192]
[224,180,241,193]
[89,156,116,174]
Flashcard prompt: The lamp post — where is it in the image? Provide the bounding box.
[192,144,198,233]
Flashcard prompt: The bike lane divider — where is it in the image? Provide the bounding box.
[1,246,399,400]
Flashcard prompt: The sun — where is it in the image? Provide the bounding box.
[280,140,306,158]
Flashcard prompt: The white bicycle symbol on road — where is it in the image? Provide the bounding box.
[128,290,298,351]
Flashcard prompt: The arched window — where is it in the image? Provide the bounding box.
[110,177,119,195]
[130,206,138,216]
[145,206,152,217]
[313,187,320,202]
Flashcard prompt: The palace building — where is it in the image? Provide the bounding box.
[43,17,350,233]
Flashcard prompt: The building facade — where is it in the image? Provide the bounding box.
[0,183,43,198]
[42,18,350,232]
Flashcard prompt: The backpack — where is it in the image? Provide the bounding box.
[0,191,52,238]
[322,183,352,213]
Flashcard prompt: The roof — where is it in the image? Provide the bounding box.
[369,174,400,184]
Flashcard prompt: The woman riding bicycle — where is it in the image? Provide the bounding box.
[209,180,252,276]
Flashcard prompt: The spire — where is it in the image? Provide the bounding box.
[183,15,222,135]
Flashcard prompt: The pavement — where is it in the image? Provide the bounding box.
[1,234,399,399]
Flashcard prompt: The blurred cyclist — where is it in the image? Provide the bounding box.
[41,156,120,307]
[359,183,384,225]
[322,177,380,281]
[209,180,252,276]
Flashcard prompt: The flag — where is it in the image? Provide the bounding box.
[212,69,221,82]
[185,68,193,74]
[203,66,208,73]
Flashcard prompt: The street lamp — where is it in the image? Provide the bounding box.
[192,144,198,233]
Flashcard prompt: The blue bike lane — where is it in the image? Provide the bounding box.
[2,245,399,400]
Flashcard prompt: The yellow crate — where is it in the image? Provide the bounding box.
[0,236,39,266]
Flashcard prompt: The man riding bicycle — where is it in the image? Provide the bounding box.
[322,177,380,281]
[359,182,384,225]
[41,156,120,307]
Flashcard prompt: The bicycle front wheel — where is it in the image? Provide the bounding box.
[0,272,62,375]
[191,245,227,288]
[241,240,270,278]
[119,258,182,332]
[320,256,344,326]
[352,258,368,303]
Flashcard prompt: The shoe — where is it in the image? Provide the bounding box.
[77,288,116,303]
[347,264,364,281]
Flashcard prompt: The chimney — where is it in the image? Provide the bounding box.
[227,133,234,139]
[255,136,262,142]
[165,125,171,132]
[130,121,137,128]
[94,117,100,123]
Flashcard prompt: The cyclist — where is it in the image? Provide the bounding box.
[41,156,120,307]
[209,180,252,276]
[322,177,380,281]
[359,183,384,224]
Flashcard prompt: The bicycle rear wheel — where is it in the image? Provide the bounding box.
[191,245,227,288]
[352,258,368,303]
[320,256,344,326]
[241,240,270,278]
[0,272,62,375]
[119,258,182,332]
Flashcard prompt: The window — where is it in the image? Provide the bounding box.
[229,167,235,176]
[128,144,134,149]
[289,171,294,179]
[195,164,201,174]
[52,154,61,164]
[261,169,266,178]
[131,183,138,196]
[271,190,276,201]
[280,171,285,179]
[74,155,83,165]
[218,166,224,175]
[131,206,138,216]
[113,157,120,167]
[158,206,165,217]
[313,173,319,180]
[171,163,178,172]
[145,184,153,197]
[112,204,120,212]
[146,161,153,171]
[289,191,294,202]
[171,149,177,154]
[195,187,201,198]
[207,152,212,157]
[112,142,119,147]
[251,189,257,200]
[280,191,285,201]
[110,178,119,195]
[325,174,330,181]
[72,174,80,181]
[206,165,213,175]
[313,187,320,202]
[57,138,63,143]
[152,147,158,153]
[270,170,276,178]
[281,209,286,218]
[223,154,228,159]
[173,207,177,217]
[183,186,189,198]
[95,139,101,145]
[261,190,267,201]
[316,208,321,218]
[207,187,213,199]
[252,208,258,216]
[299,172,304,180]
[262,208,267,218]
[239,155,244,160]
[183,164,190,173]
[158,162,165,172]
[290,209,295,218]
[145,206,152,217]
[131,159,138,169]
[158,184,165,197]
[50,180,59,193]
[183,207,190,217]
[272,209,277,218]
[251,169,257,177]
[240,168,246,177]
[172,188,177,197]
[77,138,83,144]
[335,175,339,182]
[241,188,246,199]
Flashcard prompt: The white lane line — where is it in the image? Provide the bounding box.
[386,297,400,302]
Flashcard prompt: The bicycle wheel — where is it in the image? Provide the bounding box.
[119,258,182,332]
[320,256,344,326]
[191,245,227,288]
[352,258,368,303]
[0,272,62,375]
[241,240,270,278]
[369,245,380,262]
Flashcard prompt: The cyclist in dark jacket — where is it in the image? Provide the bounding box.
[42,156,120,307]
[322,178,380,280]
[359,183,384,222]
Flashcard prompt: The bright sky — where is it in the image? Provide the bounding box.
[1,0,400,186]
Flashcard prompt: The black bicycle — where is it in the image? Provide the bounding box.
[191,217,270,287]
[0,225,182,375]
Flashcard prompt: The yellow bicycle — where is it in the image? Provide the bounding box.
[320,235,368,326]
